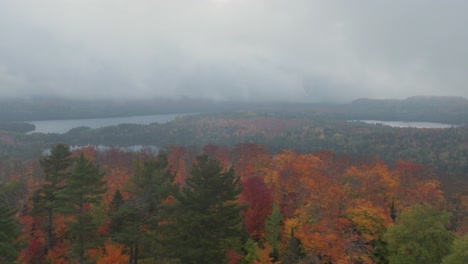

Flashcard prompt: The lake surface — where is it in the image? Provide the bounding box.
[353,120,457,128]
[27,113,188,134]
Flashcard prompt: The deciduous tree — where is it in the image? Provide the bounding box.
[442,234,468,264]
[384,204,454,264]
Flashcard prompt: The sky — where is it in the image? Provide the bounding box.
[0,0,467,102]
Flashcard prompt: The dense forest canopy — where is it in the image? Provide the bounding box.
[0,97,467,263]
[3,0,468,262]
[0,143,466,263]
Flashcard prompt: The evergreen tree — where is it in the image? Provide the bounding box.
[0,203,21,263]
[109,152,176,264]
[56,154,107,264]
[164,154,244,264]
[31,144,72,252]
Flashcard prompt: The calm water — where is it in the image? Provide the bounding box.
[353,120,457,128]
[27,113,188,134]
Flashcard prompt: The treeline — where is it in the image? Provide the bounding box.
[0,97,306,122]
[1,95,467,124]
[0,122,35,133]
[7,113,466,193]
[330,96,468,124]
[1,144,467,263]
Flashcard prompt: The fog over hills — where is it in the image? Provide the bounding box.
[1,1,468,101]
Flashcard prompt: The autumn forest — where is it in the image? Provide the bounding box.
[1,99,468,263]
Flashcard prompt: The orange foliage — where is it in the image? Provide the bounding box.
[18,213,47,263]
[168,146,189,184]
[232,143,271,179]
[103,167,130,204]
[264,151,446,262]
[254,243,276,264]
[53,214,72,241]
[73,146,96,161]
[94,243,129,264]
[12,145,450,263]
[46,242,71,264]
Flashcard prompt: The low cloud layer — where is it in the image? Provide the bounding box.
[1,0,467,102]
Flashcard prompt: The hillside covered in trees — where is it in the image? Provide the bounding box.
[1,144,467,263]
[2,109,467,193]
[0,101,467,263]
[0,95,467,125]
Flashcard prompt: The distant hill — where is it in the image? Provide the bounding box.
[0,97,250,122]
[1,95,467,125]
[337,96,468,124]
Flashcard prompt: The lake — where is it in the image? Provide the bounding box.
[352,120,457,128]
[27,113,189,134]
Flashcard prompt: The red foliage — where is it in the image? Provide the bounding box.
[103,168,131,204]
[226,249,243,264]
[168,146,189,184]
[232,144,270,179]
[18,238,44,263]
[46,241,71,264]
[72,145,97,161]
[203,144,230,168]
[240,176,274,240]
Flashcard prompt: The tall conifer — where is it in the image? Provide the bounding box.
[31,144,72,252]
[0,203,21,262]
[109,152,176,264]
[164,154,244,264]
[56,154,107,264]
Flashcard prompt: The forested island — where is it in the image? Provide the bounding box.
[0,96,467,263]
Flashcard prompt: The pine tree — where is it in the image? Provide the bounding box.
[109,152,176,264]
[31,144,72,253]
[56,154,107,264]
[164,154,244,264]
[0,203,21,262]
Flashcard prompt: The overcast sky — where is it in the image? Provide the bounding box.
[1,0,467,102]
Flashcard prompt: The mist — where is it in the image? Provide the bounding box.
[1,0,467,102]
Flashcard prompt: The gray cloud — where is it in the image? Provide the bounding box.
[0,0,467,102]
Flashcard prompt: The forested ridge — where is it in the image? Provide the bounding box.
[3,111,467,193]
[0,102,467,263]
[0,95,466,124]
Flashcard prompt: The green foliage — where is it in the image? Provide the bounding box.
[239,239,260,264]
[55,154,107,264]
[442,234,468,264]
[0,180,26,208]
[265,202,282,261]
[164,154,244,264]
[109,152,176,263]
[384,204,454,264]
[31,143,72,251]
[0,203,21,263]
[56,154,106,212]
